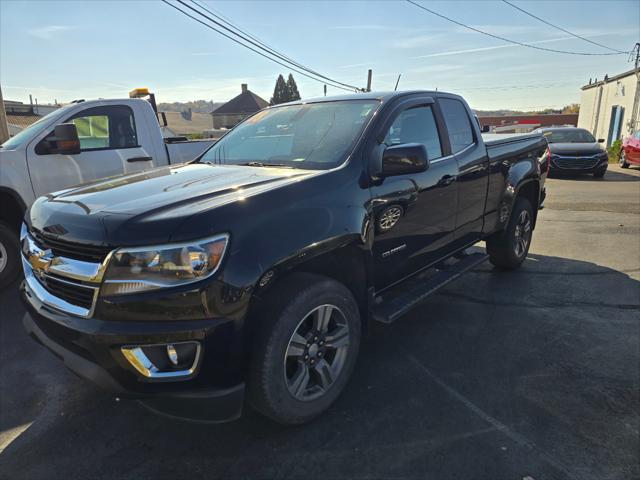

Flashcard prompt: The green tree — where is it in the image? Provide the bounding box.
[270,74,288,105]
[286,74,301,101]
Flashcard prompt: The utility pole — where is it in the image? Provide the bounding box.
[366,69,372,92]
[629,42,640,134]
[0,86,9,144]
[324,84,327,97]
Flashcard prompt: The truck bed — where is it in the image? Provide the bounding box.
[481,132,543,147]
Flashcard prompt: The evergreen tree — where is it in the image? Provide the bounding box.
[270,74,288,105]
[286,74,301,101]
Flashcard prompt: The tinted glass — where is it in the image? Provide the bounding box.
[439,98,474,153]
[201,100,378,170]
[384,105,442,160]
[542,129,596,143]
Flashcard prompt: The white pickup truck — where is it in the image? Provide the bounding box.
[0,95,215,288]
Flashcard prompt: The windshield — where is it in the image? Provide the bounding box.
[542,129,596,144]
[0,104,75,150]
[200,100,379,170]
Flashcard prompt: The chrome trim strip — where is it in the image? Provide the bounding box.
[120,343,202,379]
[22,230,113,283]
[22,256,93,318]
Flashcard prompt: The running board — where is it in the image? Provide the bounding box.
[371,252,488,324]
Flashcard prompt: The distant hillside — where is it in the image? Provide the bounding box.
[476,104,579,116]
[157,100,223,113]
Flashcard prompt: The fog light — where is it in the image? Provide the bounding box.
[167,344,179,366]
[121,341,201,379]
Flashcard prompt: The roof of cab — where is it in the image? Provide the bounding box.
[274,90,451,107]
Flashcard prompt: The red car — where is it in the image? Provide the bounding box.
[620,130,640,168]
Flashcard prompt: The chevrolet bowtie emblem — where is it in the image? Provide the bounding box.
[28,249,54,273]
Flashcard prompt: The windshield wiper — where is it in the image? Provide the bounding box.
[238,162,293,168]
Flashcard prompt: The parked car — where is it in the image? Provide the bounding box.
[620,130,640,168]
[0,90,215,289]
[533,126,608,178]
[20,90,548,424]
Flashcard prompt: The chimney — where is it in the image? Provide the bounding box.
[241,83,248,93]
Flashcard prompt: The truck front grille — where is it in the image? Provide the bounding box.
[38,274,96,310]
[32,231,113,263]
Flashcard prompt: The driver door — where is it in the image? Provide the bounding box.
[27,105,152,197]
[371,101,459,291]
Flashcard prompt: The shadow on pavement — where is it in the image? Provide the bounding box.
[0,253,638,480]
[550,168,640,182]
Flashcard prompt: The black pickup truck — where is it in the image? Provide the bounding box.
[20,91,548,424]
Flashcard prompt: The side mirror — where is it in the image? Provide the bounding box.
[53,123,81,154]
[382,143,429,177]
[597,138,605,143]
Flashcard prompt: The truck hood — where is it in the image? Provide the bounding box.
[548,142,605,156]
[28,163,321,246]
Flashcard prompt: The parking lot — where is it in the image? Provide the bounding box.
[1,165,638,480]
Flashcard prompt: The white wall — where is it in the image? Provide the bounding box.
[578,73,639,144]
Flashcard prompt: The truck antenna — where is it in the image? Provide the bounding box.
[394,74,401,91]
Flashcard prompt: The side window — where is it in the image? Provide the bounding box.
[384,105,443,160]
[439,98,474,154]
[72,115,109,149]
[68,106,138,151]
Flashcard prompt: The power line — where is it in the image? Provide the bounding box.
[162,0,361,92]
[501,0,626,54]
[186,0,362,91]
[192,1,319,79]
[405,0,628,56]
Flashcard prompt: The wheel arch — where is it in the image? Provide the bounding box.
[0,187,26,232]
[248,241,372,336]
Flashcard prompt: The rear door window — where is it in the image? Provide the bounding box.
[439,98,474,154]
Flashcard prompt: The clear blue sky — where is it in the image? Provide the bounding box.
[1,0,638,110]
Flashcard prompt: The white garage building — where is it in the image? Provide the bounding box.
[577,67,640,146]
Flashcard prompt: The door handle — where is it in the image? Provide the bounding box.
[438,174,456,186]
[127,156,153,163]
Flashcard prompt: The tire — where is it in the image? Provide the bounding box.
[593,169,606,179]
[248,273,361,425]
[0,222,21,290]
[619,150,629,168]
[486,197,533,270]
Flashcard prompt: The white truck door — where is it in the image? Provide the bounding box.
[26,104,153,197]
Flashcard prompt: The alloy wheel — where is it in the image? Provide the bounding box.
[284,304,350,401]
[513,210,532,258]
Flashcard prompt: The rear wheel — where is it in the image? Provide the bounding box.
[0,222,20,290]
[486,197,533,270]
[619,150,629,168]
[248,273,361,424]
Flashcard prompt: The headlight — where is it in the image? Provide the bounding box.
[101,234,228,296]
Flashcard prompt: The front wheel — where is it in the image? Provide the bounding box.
[486,197,533,270]
[0,222,21,290]
[619,150,629,168]
[248,273,361,424]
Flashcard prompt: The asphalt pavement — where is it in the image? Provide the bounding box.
[1,165,639,480]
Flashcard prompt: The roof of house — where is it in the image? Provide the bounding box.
[163,111,212,135]
[212,87,268,115]
[581,67,640,90]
